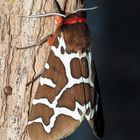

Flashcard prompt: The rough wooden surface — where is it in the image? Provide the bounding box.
[0,0,83,139]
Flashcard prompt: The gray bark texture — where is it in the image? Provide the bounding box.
[0,0,84,139]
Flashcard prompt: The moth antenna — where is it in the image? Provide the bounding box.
[19,13,66,18]
[73,6,98,13]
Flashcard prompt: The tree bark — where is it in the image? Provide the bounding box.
[0,0,84,140]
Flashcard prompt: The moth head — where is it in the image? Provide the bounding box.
[53,6,98,27]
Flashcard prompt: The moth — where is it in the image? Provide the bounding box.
[21,7,104,140]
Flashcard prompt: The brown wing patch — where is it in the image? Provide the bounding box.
[57,83,93,110]
[27,123,49,140]
[57,84,84,110]
[70,58,81,79]
[27,115,80,140]
[43,51,68,85]
[35,83,61,103]
[80,57,89,78]
[28,104,54,126]
[70,57,89,79]
[50,115,80,139]
[35,50,68,103]
[61,46,65,54]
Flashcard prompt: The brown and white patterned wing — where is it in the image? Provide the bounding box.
[27,36,91,140]
[27,34,104,140]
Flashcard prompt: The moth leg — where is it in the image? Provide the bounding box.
[26,68,45,86]
[16,34,52,50]
[26,74,41,86]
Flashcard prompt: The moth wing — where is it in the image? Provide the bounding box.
[87,59,104,139]
[27,37,83,140]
